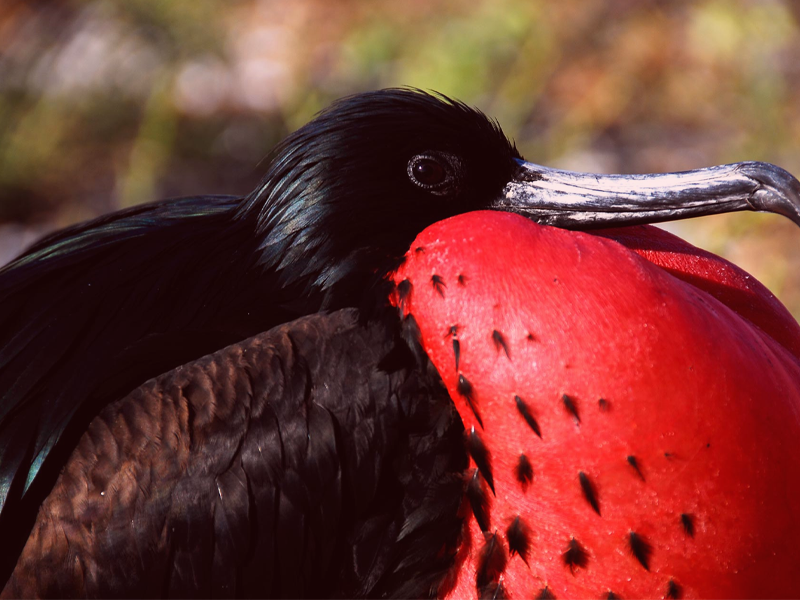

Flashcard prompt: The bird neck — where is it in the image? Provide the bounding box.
[241,190,403,321]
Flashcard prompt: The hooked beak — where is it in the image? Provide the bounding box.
[495,160,800,229]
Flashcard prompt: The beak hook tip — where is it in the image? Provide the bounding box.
[738,162,800,227]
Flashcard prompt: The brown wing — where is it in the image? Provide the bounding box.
[2,308,466,598]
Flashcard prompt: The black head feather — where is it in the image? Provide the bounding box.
[240,88,520,312]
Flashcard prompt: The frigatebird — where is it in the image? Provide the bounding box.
[1,89,799,597]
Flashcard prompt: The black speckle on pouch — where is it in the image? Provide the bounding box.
[431,274,446,297]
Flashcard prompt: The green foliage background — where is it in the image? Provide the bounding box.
[1,0,799,315]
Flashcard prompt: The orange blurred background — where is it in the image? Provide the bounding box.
[1,0,799,315]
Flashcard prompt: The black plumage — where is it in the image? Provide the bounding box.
[514,453,534,490]
[514,394,542,438]
[466,426,495,494]
[562,393,581,424]
[579,471,601,515]
[0,89,519,590]
[536,585,556,599]
[627,455,645,481]
[396,278,412,310]
[448,325,461,371]
[665,579,682,599]
[680,513,695,538]
[457,373,484,428]
[491,330,510,359]
[467,468,492,532]
[476,532,507,593]
[431,274,447,297]
[562,537,589,574]
[628,531,653,571]
[506,515,531,563]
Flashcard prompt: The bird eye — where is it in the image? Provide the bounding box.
[411,158,445,186]
[408,154,454,192]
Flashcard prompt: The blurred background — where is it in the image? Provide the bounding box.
[1,0,800,316]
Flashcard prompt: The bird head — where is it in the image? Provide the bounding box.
[239,89,520,310]
[240,88,800,314]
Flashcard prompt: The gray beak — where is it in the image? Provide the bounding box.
[495,159,800,229]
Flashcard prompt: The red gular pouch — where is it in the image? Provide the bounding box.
[391,210,800,600]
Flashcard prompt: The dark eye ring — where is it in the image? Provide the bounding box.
[408,154,455,193]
